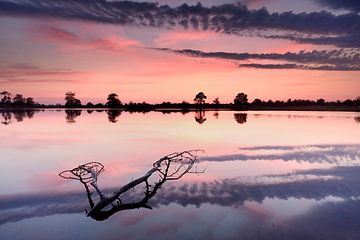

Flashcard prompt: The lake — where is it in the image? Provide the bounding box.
[1,109,360,240]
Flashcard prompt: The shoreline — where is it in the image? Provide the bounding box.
[1,105,359,112]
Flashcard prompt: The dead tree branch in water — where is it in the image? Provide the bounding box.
[59,150,204,221]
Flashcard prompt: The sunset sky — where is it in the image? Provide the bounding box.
[0,0,359,104]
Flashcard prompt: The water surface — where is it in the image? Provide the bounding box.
[1,110,360,239]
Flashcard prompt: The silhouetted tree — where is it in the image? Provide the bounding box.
[12,94,26,106]
[213,97,220,105]
[65,92,82,107]
[0,91,12,105]
[234,113,247,124]
[317,98,325,105]
[355,96,360,106]
[106,93,122,107]
[86,102,94,108]
[25,97,35,107]
[252,98,263,106]
[194,92,207,105]
[234,93,248,106]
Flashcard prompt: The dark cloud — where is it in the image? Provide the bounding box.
[316,0,360,12]
[0,1,360,47]
[266,33,360,48]
[239,63,360,70]
[153,48,360,71]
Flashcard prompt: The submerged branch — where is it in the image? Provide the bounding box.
[59,150,203,221]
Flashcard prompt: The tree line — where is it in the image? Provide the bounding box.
[1,90,360,110]
[0,91,37,107]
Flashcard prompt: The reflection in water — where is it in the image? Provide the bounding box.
[234,113,247,124]
[213,111,219,119]
[1,110,360,239]
[203,144,360,164]
[195,110,206,124]
[2,165,360,225]
[1,111,12,125]
[106,110,122,123]
[59,151,202,221]
[355,116,360,123]
[65,110,82,124]
[0,109,38,125]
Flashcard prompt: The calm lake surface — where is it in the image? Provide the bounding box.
[1,109,360,240]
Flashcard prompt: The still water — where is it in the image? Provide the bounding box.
[0,109,360,239]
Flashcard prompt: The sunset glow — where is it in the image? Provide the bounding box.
[1,0,359,104]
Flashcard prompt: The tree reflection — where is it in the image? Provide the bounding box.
[195,110,206,124]
[59,151,203,221]
[65,110,82,124]
[0,109,38,125]
[1,111,12,125]
[355,116,360,123]
[106,110,122,123]
[234,113,247,124]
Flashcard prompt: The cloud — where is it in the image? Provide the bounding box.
[153,48,360,71]
[316,0,360,12]
[201,144,360,164]
[1,1,360,47]
[31,25,139,51]
[265,33,360,48]
[239,63,360,70]
[0,63,84,83]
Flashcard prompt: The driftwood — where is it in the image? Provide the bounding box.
[59,150,203,221]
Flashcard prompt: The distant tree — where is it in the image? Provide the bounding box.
[252,98,262,105]
[317,98,325,105]
[213,97,220,105]
[12,94,25,106]
[234,93,248,106]
[1,91,12,105]
[86,102,94,107]
[65,91,82,107]
[355,96,360,106]
[25,97,35,107]
[106,93,122,107]
[194,92,207,104]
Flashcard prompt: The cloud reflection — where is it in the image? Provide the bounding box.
[202,144,360,164]
[2,165,360,225]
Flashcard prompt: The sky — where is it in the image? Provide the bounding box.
[0,0,359,104]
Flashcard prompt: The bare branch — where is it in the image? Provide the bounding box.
[59,150,204,221]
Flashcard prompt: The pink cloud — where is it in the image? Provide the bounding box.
[30,25,140,52]
[154,30,214,45]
